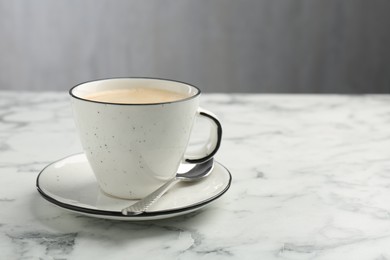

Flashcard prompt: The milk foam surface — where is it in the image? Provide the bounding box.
[85,88,189,104]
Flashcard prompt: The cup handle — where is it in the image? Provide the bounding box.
[184,108,222,164]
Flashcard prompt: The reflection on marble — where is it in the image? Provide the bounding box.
[1,92,390,259]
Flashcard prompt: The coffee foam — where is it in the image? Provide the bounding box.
[85,88,189,104]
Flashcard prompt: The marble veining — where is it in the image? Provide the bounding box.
[1,92,390,259]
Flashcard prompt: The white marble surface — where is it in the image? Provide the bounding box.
[1,92,390,259]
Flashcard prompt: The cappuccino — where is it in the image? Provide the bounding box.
[85,88,189,104]
[70,78,222,199]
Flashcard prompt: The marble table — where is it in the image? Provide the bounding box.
[1,92,390,259]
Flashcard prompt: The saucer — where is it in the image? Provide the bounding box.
[36,153,231,221]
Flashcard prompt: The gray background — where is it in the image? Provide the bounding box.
[0,0,389,93]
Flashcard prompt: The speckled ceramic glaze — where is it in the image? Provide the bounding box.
[69,78,222,199]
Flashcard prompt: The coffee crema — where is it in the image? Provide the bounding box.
[85,88,189,104]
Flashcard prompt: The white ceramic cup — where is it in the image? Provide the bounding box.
[70,78,222,199]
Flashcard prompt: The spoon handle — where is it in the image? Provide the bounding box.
[121,178,180,215]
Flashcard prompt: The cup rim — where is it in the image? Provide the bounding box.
[69,77,201,106]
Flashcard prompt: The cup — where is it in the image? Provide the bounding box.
[69,78,222,199]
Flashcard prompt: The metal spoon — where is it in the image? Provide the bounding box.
[121,158,214,215]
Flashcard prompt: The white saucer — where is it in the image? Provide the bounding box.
[36,153,231,221]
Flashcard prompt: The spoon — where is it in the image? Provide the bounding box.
[121,158,214,215]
